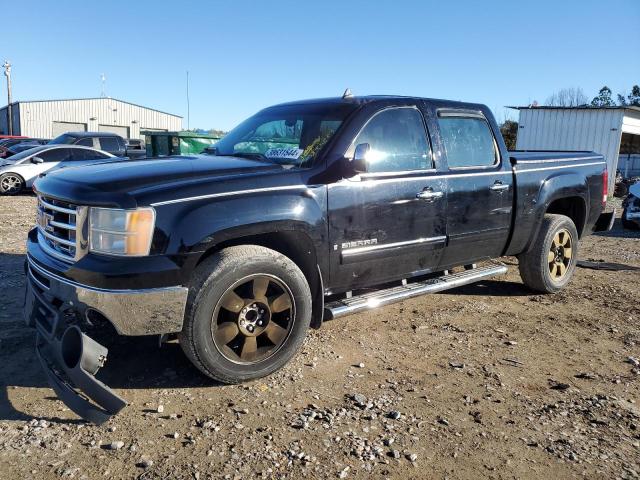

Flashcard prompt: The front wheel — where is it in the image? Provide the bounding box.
[179,245,312,384]
[518,214,579,293]
[0,173,24,195]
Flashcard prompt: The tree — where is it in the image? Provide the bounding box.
[618,93,628,106]
[500,120,518,150]
[545,87,588,107]
[591,86,615,107]
[627,85,640,106]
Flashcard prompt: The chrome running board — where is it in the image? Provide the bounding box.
[324,263,508,320]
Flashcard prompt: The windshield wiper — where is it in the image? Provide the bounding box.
[225,152,269,161]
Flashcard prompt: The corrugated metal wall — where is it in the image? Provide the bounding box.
[621,109,640,136]
[515,108,624,191]
[619,154,640,177]
[0,104,21,135]
[15,98,182,139]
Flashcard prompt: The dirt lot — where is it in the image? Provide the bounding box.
[0,193,638,480]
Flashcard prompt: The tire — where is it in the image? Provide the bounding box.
[179,245,312,384]
[518,214,579,294]
[0,173,24,195]
[622,208,640,230]
[614,183,628,198]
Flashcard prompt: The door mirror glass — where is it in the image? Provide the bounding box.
[31,156,44,164]
[350,143,370,173]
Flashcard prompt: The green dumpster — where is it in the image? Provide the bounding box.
[142,131,222,157]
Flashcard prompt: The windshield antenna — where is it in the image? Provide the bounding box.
[342,88,353,99]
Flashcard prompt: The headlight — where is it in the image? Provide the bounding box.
[89,207,155,256]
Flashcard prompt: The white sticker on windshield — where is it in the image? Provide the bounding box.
[265,148,303,160]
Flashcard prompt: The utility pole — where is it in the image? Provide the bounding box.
[186,70,190,130]
[3,60,12,135]
[100,73,106,98]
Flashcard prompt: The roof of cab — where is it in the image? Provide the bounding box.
[63,131,123,138]
[270,95,488,111]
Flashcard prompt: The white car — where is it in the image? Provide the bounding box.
[0,145,117,195]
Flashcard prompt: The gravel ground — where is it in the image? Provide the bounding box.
[0,193,638,480]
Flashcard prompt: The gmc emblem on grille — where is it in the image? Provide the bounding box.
[37,209,54,232]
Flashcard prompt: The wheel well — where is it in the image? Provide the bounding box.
[195,231,324,328]
[0,171,25,181]
[546,197,586,237]
[0,172,26,192]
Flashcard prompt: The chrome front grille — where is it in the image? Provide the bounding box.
[37,195,88,263]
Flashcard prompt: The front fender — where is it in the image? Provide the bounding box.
[158,185,328,257]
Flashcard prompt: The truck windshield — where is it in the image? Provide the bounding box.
[213,103,356,167]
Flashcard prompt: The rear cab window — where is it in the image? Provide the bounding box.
[437,111,499,169]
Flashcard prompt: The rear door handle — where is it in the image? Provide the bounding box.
[416,189,444,200]
[490,181,510,192]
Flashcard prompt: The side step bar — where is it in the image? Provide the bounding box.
[324,263,508,320]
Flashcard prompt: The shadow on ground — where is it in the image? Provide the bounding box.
[0,252,218,424]
[442,279,532,297]
[594,218,639,239]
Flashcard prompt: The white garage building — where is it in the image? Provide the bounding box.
[0,97,182,140]
[511,105,640,191]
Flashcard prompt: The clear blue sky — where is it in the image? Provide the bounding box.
[2,0,638,130]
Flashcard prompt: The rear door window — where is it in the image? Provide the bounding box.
[76,137,94,147]
[71,149,111,161]
[437,114,498,168]
[99,137,120,152]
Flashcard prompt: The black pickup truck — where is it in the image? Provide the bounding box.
[24,95,614,423]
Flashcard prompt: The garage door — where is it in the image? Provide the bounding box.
[98,124,130,139]
[52,121,87,137]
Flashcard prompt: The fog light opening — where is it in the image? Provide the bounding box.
[61,327,83,370]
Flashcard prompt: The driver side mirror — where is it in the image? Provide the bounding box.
[31,157,44,164]
[349,143,370,174]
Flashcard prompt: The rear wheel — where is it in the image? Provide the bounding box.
[518,214,579,293]
[179,245,312,384]
[0,173,24,195]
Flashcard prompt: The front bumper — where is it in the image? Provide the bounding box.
[25,255,189,423]
[26,256,189,335]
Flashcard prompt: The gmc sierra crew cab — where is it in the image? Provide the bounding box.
[24,95,615,423]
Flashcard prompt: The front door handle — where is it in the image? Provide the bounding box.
[489,181,510,192]
[416,189,444,200]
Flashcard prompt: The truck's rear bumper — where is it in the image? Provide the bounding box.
[593,208,616,232]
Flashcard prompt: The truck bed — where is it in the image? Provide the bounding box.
[505,149,607,257]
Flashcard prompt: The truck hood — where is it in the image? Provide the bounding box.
[34,155,285,208]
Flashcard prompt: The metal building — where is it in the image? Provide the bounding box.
[511,106,640,190]
[0,97,182,140]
